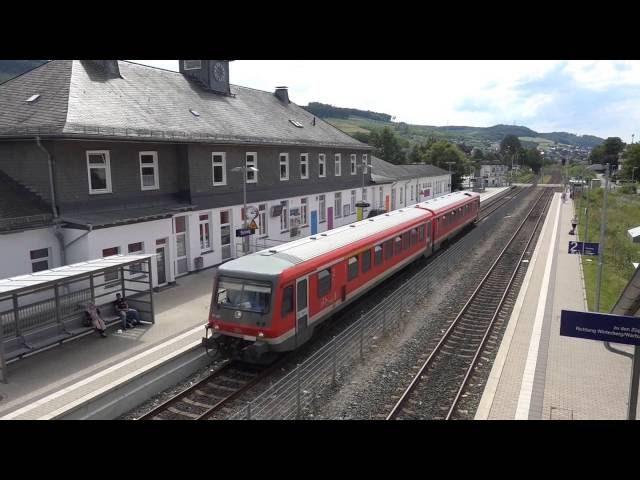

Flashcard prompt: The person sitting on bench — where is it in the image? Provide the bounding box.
[114,293,141,329]
[86,303,108,338]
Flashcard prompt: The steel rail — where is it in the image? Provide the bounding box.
[386,188,552,420]
[445,190,553,419]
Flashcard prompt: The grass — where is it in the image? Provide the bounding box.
[513,172,535,183]
[576,189,640,312]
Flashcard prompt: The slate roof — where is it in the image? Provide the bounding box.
[370,156,448,183]
[0,61,369,149]
[0,170,53,232]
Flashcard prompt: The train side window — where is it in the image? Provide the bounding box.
[374,245,383,265]
[281,285,294,316]
[410,228,418,246]
[362,249,372,273]
[418,225,424,242]
[402,232,410,250]
[317,268,332,297]
[348,256,359,281]
[394,236,402,255]
[427,222,431,240]
[384,240,393,261]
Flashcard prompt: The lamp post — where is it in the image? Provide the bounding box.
[232,164,259,254]
[445,162,455,192]
[356,161,372,220]
[595,163,609,312]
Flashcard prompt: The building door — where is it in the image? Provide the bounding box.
[155,238,169,286]
[327,207,333,230]
[311,211,318,235]
[220,210,232,260]
[295,277,308,347]
[174,216,188,276]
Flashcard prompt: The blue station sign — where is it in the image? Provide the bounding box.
[235,228,255,237]
[568,241,599,256]
[560,309,640,346]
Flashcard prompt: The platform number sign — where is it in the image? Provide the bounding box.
[568,241,599,256]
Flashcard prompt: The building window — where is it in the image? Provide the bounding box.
[246,152,257,184]
[391,188,396,210]
[362,188,367,203]
[317,268,332,297]
[362,154,368,174]
[334,154,341,176]
[334,192,342,218]
[351,190,356,214]
[183,60,202,70]
[350,154,357,175]
[410,185,414,201]
[212,153,226,186]
[280,153,289,181]
[280,200,289,231]
[128,242,144,274]
[379,187,383,208]
[400,187,404,205]
[258,204,267,236]
[343,204,350,217]
[87,150,112,194]
[348,256,359,280]
[300,153,309,179]
[319,195,326,222]
[30,248,49,272]
[199,214,211,251]
[301,198,308,226]
[139,151,159,190]
[318,154,326,178]
[102,247,120,282]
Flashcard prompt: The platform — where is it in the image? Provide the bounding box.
[476,193,638,420]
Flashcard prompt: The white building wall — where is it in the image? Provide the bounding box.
[0,227,62,279]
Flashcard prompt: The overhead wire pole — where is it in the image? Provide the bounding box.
[595,163,609,312]
[445,162,455,192]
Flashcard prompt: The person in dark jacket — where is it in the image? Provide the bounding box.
[114,293,141,329]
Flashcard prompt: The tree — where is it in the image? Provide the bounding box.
[370,127,405,164]
[422,140,470,190]
[589,137,625,169]
[621,144,640,181]
[500,134,523,167]
[522,148,543,174]
[351,131,371,144]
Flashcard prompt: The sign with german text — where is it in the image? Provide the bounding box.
[560,310,640,346]
[235,228,255,237]
[568,241,599,256]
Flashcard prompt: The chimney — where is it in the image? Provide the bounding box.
[275,86,290,104]
[88,60,121,78]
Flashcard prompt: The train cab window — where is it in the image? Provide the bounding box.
[410,228,418,246]
[402,232,410,250]
[281,285,294,316]
[317,268,332,297]
[348,256,359,281]
[384,240,393,261]
[394,236,402,255]
[361,249,372,273]
[374,245,383,265]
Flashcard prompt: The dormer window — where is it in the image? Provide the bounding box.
[26,94,40,103]
[289,119,304,128]
[184,60,202,70]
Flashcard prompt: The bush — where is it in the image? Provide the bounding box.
[619,185,637,195]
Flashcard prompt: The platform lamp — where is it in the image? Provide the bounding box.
[232,164,259,254]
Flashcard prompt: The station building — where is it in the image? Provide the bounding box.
[0,60,451,287]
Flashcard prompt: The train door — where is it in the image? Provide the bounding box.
[295,277,309,348]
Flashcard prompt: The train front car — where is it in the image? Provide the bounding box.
[204,253,294,363]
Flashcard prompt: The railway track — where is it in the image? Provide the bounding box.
[386,188,554,420]
[137,358,286,420]
[477,186,526,222]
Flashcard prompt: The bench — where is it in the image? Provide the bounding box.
[1,297,141,365]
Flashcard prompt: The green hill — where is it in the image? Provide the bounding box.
[303,103,603,149]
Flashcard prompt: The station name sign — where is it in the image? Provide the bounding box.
[568,241,599,256]
[560,309,640,346]
[236,228,255,237]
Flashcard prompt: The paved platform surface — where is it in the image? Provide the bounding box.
[476,193,637,420]
[0,189,509,420]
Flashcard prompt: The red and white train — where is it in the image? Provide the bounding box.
[203,191,481,361]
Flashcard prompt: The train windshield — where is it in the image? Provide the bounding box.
[216,276,272,313]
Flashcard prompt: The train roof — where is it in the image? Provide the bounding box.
[219,206,430,277]
[415,191,479,214]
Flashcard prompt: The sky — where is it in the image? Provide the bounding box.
[131,60,640,141]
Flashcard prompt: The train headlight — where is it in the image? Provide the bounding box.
[214,324,220,330]
[258,332,265,338]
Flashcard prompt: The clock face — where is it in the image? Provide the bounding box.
[213,62,225,82]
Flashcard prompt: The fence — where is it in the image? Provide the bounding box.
[227,190,526,419]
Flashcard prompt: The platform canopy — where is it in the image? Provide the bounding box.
[0,254,154,297]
